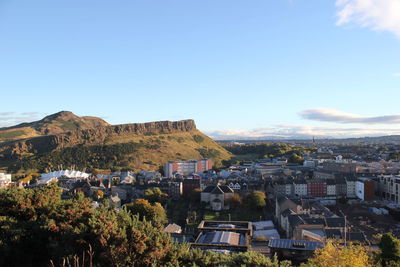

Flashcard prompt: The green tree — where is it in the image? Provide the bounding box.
[288,153,304,164]
[188,187,201,204]
[244,190,266,209]
[305,240,373,267]
[124,198,167,227]
[144,187,168,205]
[379,233,400,265]
[227,193,243,209]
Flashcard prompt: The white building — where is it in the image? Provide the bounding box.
[356,180,365,200]
[39,170,90,185]
[164,159,212,178]
[303,160,316,168]
[293,180,308,196]
[378,175,400,204]
[346,178,357,198]
[0,173,12,187]
[228,182,241,191]
[327,181,336,196]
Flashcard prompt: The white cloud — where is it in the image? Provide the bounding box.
[335,0,400,38]
[394,72,400,77]
[206,124,400,140]
[0,112,42,128]
[299,108,400,124]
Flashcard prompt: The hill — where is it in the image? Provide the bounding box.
[0,111,109,142]
[0,112,231,173]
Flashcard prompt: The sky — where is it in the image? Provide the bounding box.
[0,0,400,139]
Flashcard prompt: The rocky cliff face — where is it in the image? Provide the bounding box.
[3,120,197,158]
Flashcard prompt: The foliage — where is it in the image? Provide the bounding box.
[93,190,104,200]
[288,153,304,164]
[223,143,315,161]
[144,187,168,205]
[124,198,168,227]
[6,131,231,173]
[188,187,201,204]
[0,184,285,266]
[226,193,242,209]
[304,240,373,267]
[196,147,221,159]
[244,190,266,209]
[193,134,205,143]
[378,233,400,265]
[0,130,26,140]
[10,142,146,172]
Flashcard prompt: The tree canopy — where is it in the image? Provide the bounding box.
[144,187,168,205]
[244,190,267,209]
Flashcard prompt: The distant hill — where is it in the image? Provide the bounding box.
[0,111,109,142]
[0,112,231,173]
[216,135,400,145]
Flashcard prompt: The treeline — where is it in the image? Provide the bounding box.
[9,142,148,173]
[223,143,316,163]
[0,184,289,267]
[223,143,315,157]
[0,185,400,266]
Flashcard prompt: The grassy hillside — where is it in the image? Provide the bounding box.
[8,130,231,173]
[1,111,232,173]
[0,111,109,142]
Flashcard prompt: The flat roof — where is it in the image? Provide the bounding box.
[268,239,325,251]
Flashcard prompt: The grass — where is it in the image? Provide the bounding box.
[0,130,26,139]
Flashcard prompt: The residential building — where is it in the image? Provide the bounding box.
[335,177,347,197]
[346,177,357,198]
[268,239,324,262]
[326,179,336,196]
[201,185,234,211]
[191,220,252,253]
[293,179,308,196]
[356,178,376,201]
[307,180,327,197]
[378,175,400,204]
[182,178,200,196]
[164,159,212,178]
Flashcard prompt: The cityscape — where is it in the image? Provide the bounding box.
[1,0,400,266]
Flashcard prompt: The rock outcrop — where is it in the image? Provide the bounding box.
[2,119,197,158]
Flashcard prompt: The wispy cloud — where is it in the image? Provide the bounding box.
[335,0,400,38]
[394,72,400,77]
[207,124,400,140]
[299,108,400,124]
[0,112,43,128]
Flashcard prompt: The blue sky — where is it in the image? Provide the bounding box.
[0,0,400,139]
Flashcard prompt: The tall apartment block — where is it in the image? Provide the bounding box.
[164,159,212,178]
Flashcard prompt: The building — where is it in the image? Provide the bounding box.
[164,223,182,234]
[38,170,90,185]
[346,177,357,198]
[273,180,293,196]
[307,180,327,197]
[191,220,252,252]
[268,239,324,262]
[335,177,347,197]
[356,178,376,201]
[168,181,183,199]
[201,185,234,211]
[182,178,200,196]
[378,175,400,204]
[293,179,308,196]
[0,172,12,188]
[164,159,212,178]
[321,161,357,174]
[326,179,336,196]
